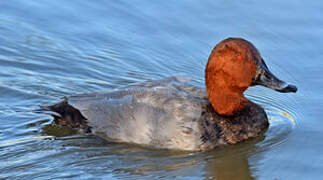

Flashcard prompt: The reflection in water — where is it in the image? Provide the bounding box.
[39,123,266,180]
[204,136,265,180]
[206,152,254,180]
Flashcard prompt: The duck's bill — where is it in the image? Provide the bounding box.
[252,60,297,93]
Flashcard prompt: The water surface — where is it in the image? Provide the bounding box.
[0,0,322,179]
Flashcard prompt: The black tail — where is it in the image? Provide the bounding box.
[35,99,91,133]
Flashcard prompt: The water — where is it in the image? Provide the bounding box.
[0,0,322,179]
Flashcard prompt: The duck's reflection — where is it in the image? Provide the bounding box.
[105,135,266,179]
[204,135,266,180]
[42,123,266,180]
[205,149,254,180]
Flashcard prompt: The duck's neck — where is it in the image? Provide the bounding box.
[205,77,249,116]
[206,87,248,116]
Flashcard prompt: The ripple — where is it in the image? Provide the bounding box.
[245,88,303,152]
[0,135,54,147]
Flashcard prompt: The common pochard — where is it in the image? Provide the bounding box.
[39,38,297,150]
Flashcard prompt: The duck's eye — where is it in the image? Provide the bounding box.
[237,55,243,61]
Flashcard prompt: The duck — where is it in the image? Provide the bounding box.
[39,38,297,151]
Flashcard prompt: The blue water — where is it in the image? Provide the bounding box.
[0,0,322,179]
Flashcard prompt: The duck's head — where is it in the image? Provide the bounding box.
[205,38,297,116]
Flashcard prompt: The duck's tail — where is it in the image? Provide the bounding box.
[34,99,91,133]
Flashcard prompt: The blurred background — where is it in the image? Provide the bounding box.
[0,0,322,179]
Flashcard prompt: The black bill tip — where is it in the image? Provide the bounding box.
[276,84,298,93]
[253,59,298,94]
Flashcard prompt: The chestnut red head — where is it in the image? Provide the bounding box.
[205,38,297,116]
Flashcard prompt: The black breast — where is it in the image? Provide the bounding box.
[199,101,269,150]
